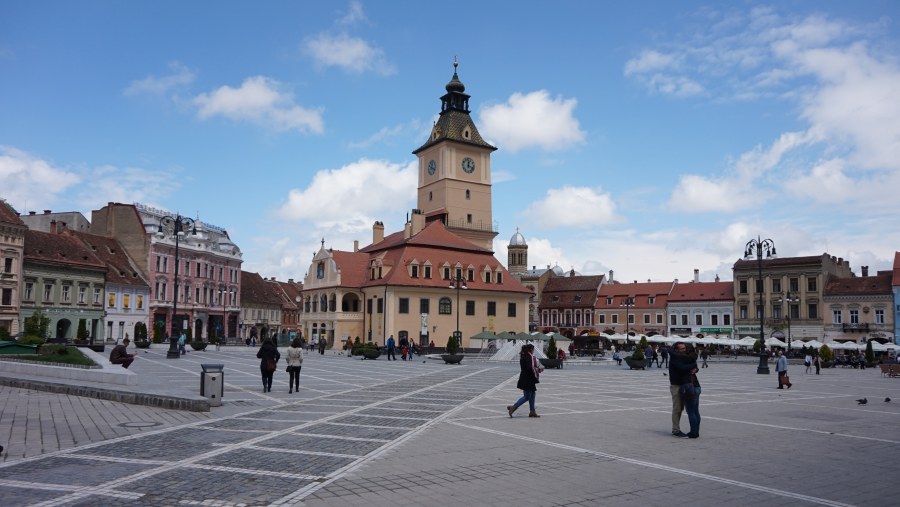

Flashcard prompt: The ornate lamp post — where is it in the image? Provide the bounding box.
[744,236,776,374]
[781,291,800,352]
[448,274,467,346]
[620,296,634,344]
[157,214,196,359]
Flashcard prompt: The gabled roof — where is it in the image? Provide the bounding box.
[539,275,605,308]
[68,230,149,288]
[597,281,674,297]
[360,220,491,255]
[668,281,734,302]
[824,271,892,297]
[241,271,284,306]
[543,275,605,293]
[24,229,105,270]
[277,280,303,306]
[0,199,25,226]
[330,250,370,287]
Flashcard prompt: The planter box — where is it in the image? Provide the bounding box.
[190,342,208,351]
[441,354,464,364]
[134,340,152,349]
[539,358,562,369]
[624,357,649,370]
[362,350,381,360]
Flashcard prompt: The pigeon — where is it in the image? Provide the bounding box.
[886,397,891,403]
[856,398,868,405]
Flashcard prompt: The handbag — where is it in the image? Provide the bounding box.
[780,374,791,386]
[265,358,277,373]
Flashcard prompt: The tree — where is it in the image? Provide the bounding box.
[631,336,648,360]
[76,319,88,341]
[819,344,833,363]
[446,334,459,355]
[864,340,875,364]
[546,336,557,359]
[152,321,165,343]
[24,309,51,338]
[752,339,762,353]
[134,322,148,342]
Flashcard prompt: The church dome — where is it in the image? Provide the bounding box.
[509,227,527,246]
[551,264,565,276]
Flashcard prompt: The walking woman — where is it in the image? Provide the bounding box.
[286,337,304,393]
[680,344,702,438]
[256,337,280,393]
[507,343,544,418]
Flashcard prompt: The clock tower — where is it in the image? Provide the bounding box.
[413,59,498,251]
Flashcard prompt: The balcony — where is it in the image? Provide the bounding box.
[444,217,498,234]
[841,323,870,333]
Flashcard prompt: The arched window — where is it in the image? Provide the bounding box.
[320,294,327,311]
[439,297,452,315]
[465,189,470,200]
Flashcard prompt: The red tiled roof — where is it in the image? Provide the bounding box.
[543,275,605,293]
[24,229,106,270]
[539,275,604,308]
[824,271,892,296]
[596,281,674,309]
[359,220,491,254]
[893,252,900,286]
[0,199,25,225]
[68,230,149,287]
[241,271,284,305]
[330,250,370,287]
[668,281,734,302]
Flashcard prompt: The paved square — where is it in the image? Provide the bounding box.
[1,349,898,506]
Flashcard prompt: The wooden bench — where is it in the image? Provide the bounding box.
[880,364,900,377]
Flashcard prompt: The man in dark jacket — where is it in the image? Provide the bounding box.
[109,337,136,368]
[668,342,695,437]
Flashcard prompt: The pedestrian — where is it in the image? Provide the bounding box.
[386,335,397,360]
[318,338,326,355]
[429,340,435,354]
[668,341,697,438]
[814,353,821,374]
[286,337,303,394]
[178,332,187,355]
[568,342,575,358]
[659,345,669,368]
[256,337,280,393]
[109,337,136,368]
[648,345,660,368]
[680,344,702,439]
[557,348,565,369]
[612,350,622,366]
[401,344,408,361]
[700,348,709,368]
[775,349,791,389]
[507,343,543,418]
[804,352,813,374]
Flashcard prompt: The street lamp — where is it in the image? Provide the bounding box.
[744,236,776,374]
[448,274,467,347]
[780,291,800,352]
[620,296,634,344]
[157,214,196,359]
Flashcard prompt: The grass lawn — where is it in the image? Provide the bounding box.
[1,347,98,367]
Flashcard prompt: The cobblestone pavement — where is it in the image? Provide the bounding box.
[1,349,898,506]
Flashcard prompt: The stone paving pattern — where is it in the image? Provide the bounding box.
[0,347,898,506]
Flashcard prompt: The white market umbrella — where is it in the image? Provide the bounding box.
[765,337,787,348]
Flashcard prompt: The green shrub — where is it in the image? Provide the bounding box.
[351,342,378,356]
[152,321,166,343]
[865,340,875,364]
[446,334,460,355]
[546,336,557,359]
[134,322,148,342]
[631,346,645,360]
[185,328,193,342]
[0,327,11,341]
[819,344,833,362]
[19,335,46,346]
[24,309,50,338]
[39,344,70,356]
[208,326,218,344]
[76,319,88,341]
[752,339,762,353]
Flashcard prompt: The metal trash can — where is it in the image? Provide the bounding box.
[200,363,224,407]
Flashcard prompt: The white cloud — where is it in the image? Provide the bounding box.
[78,164,180,210]
[522,186,619,228]
[479,90,585,152]
[492,170,515,184]
[193,76,324,134]
[0,146,80,210]
[348,119,423,149]
[304,33,394,75]
[277,158,417,229]
[124,61,195,96]
[624,50,678,75]
[338,1,367,25]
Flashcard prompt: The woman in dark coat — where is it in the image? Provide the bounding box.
[507,343,544,418]
[256,338,281,393]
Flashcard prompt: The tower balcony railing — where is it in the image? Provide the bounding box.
[444,217,498,233]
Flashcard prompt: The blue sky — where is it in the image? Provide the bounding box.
[2,1,899,283]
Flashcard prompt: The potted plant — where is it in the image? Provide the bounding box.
[152,321,166,344]
[134,322,151,348]
[864,339,876,367]
[819,344,834,368]
[624,336,649,370]
[353,342,381,359]
[539,336,562,369]
[441,334,464,364]
[24,310,52,343]
[73,319,89,346]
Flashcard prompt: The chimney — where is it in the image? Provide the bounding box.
[693,269,699,283]
[609,270,614,282]
[288,278,294,284]
[353,240,359,252]
[861,266,869,277]
[50,220,57,233]
[715,274,720,282]
[410,209,425,236]
[569,269,575,277]
[29,211,36,216]
[373,221,384,244]
[43,209,51,215]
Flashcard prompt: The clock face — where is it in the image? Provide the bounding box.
[427,159,436,175]
[461,157,475,173]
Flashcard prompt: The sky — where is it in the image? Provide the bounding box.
[2,1,899,284]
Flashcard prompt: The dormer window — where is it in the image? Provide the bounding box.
[648,296,656,304]
[467,268,474,282]
[424,265,432,279]
[411,264,419,278]
[443,267,450,280]
[484,271,491,283]
[606,297,613,305]
[551,296,560,303]
[496,271,502,284]
[574,295,582,303]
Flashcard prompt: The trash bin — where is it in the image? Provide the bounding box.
[200,363,224,407]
